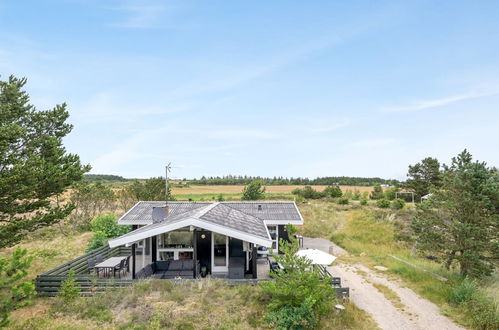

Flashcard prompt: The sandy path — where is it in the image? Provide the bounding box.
[302,237,465,330]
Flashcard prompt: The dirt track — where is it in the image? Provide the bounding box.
[303,237,465,330]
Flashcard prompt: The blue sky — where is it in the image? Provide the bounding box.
[1,1,498,180]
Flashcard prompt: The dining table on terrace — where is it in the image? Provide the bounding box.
[94,256,127,278]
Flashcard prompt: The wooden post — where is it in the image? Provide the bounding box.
[193,230,197,278]
[252,245,257,279]
[151,236,157,263]
[131,243,136,279]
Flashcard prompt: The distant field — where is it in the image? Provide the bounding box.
[171,185,373,195]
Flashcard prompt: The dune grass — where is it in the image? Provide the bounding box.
[8,279,376,330]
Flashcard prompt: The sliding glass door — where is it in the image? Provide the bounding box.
[212,233,228,272]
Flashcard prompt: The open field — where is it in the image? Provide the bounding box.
[171,184,374,195]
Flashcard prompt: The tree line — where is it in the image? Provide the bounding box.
[189,175,399,186]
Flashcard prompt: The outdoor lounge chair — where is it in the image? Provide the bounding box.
[114,259,125,278]
[87,258,96,273]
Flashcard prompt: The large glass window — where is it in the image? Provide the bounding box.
[158,231,193,249]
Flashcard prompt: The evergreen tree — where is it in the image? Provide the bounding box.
[241,180,266,200]
[0,76,90,248]
[406,157,442,200]
[412,150,499,277]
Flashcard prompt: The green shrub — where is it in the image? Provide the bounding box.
[265,298,317,330]
[447,279,477,305]
[295,186,325,199]
[86,231,108,252]
[87,214,131,251]
[466,294,499,330]
[216,193,225,202]
[376,199,390,208]
[60,270,80,302]
[91,213,130,238]
[390,198,405,210]
[384,187,399,200]
[360,198,368,206]
[352,190,361,200]
[337,197,349,205]
[323,185,342,198]
[260,239,334,329]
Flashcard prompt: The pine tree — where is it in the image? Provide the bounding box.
[0,76,90,248]
[412,150,499,277]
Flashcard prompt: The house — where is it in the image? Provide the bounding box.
[108,201,303,279]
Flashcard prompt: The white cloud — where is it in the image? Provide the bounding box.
[383,89,499,113]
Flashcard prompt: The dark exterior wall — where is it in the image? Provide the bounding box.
[195,231,211,273]
[229,238,244,257]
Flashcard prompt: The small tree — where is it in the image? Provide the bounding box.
[59,270,80,302]
[337,197,349,205]
[405,157,442,201]
[412,150,499,277]
[390,198,405,210]
[323,185,342,198]
[0,248,35,327]
[376,198,390,208]
[241,180,266,200]
[260,239,334,329]
[370,185,384,200]
[126,177,174,201]
[384,187,399,200]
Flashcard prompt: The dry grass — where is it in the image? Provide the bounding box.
[370,282,405,310]
[171,185,373,195]
[296,200,350,238]
[8,279,376,330]
[0,230,92,280]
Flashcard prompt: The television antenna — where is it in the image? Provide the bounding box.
[165,162,172,204]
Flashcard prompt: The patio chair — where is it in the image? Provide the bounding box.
[114,259,126,278]
[124,256,130,273]
[96,254,103,263]
[87,258,96,274]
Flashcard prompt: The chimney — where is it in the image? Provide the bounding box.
[152,206,169,222]
[257,204,262,211]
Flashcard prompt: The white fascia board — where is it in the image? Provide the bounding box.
[264,220,303,225]
[117,201,141,225]
[109,218,272,248]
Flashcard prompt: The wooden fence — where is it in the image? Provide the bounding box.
[36,245,132,297]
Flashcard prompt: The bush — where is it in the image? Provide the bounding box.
[265,298,317,330]
[376,199,390,208]
[260,239,334,329]
[216,193,225,202]
[86,231,108,252]
[294,186,325,199]
[60,270,80,302]
[384,187,399,200]
[466,294,499,330]
[390,198,405,210]
[87,214,131,251]
[323,186,342,198]
[337,197,349,205]
[352,190,361,200]
[360,198,368,206]
[447,279,477,305]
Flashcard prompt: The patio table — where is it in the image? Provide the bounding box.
[95,256,127,278]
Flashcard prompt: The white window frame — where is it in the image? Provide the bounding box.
[267,225,279,252]
[211,233,229,272]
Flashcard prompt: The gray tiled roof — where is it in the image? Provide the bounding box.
[118,201,301,225]
[110,203,270,246]
[200,203,269,238]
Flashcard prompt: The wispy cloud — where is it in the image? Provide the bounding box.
[383,89,499,113]
[108,1,170,29]
[210,129,278,139]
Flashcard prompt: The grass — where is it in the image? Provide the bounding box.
[7,279,376,330]
[297,202,498,329]
[370,282,405,310]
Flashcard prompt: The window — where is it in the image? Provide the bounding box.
[157,230,194,260]
[267,225,278,251]
[158,231,193,249]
